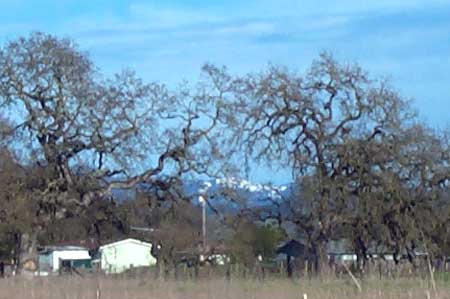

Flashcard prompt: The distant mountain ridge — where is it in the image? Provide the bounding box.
[112,177,301,238]
[113,177,295,207]
[181,177,297,219]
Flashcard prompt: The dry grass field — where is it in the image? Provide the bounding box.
[0,275,449,299]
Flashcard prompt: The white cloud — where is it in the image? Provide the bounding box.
[64,0,449,47]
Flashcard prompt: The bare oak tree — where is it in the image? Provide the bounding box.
[221,53,413,273]
[0,32,230,272]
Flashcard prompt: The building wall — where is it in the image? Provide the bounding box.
[51,250,91,271]
[38,252,53,272]
[100,241,156,274]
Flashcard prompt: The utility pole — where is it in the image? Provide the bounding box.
[199,195,207,252]
[199,181,211,253]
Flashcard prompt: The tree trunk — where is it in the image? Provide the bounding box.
[17,232,39,276]
[157,258,167,281]
[194,262,199,279]
[314,241,328,276]
[226,263,231,281]
[286,255,293,278]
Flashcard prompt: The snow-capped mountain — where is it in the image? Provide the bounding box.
[112,177,297,219]
[214,177,289,195]
[185,177,290,196]
[182,177,295,216]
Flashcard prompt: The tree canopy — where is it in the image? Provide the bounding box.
[0,33,449,276]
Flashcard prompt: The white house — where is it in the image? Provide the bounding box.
[38,246,91,274]
[98,238,157,274]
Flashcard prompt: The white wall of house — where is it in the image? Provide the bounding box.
[39,246,91,272]
[51,249,91,271]
[99,238,156,274]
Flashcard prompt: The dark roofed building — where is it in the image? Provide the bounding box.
[276,239,316,277]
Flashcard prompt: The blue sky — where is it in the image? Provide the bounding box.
[1,0,449,183]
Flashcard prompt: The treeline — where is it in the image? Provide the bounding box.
[0,32,449,275]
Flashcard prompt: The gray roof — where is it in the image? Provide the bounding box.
[39,245,88,253]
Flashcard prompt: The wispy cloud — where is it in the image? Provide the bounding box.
[62,0,449,49]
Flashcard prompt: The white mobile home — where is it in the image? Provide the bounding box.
[38,246,91,274]
[98,238,156,274]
